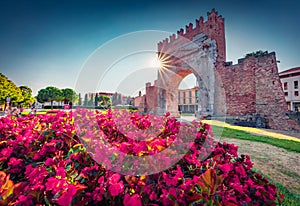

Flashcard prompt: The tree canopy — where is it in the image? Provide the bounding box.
[84,94,88,106]
[78,93,82,106]
[0,73,34,107]
[36,87,79,109]
[61,88,79,104]
[245,50,268,58]
[19,86,35,107]
[98,95,111,108]
[36,86,62,109]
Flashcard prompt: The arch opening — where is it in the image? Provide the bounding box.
[178,73,199,115]
[157,64,212,118]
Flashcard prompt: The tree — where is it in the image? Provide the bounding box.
[36,86,62,109]
[78,93,82,106]
[19,86,35,108]
[98,95,111,108]
[95,93,99,107]
[61,88,79,105]
[0,73,24,108]
[88,93,94,106]
[84,94,88,106]
[245,50,268,58]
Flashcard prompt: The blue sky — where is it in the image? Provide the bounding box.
[0,0,299,96]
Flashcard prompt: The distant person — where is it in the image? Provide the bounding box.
[30,107,36,115]
[5,107,12,115]
[11,108,20,118]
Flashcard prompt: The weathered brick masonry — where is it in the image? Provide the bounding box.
[222,53,297,130]
[141,9,299,130]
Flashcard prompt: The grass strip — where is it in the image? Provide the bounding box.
[211,125,300,153]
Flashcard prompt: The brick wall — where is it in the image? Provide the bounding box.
[222,60,256,116]
[222,52,298,130]
[152,9,299,130]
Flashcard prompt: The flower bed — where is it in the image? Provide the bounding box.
[0,109,283,205]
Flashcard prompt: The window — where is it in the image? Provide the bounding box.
[294,81,298,89]
[183,92,186,104]
[178,92,180,104]
[284,92,288,96]
[284,82,288,90]
[295,91,299,96]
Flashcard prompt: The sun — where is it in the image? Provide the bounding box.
[151,55,163,69]
[149,51,175,71]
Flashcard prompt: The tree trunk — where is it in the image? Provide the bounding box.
[51,100,53,109]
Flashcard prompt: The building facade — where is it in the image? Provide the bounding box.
[133,81,158,114]
[279,67,300,112]
[178,86,199,113]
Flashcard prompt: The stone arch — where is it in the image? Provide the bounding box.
[156,34,218,118]
[157,63,213,118]
[151,33,226,118]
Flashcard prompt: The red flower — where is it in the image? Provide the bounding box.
[8,157,23,167]
[45,158,55,166]
[7,157,23,173]
[25,165,48,190]
[231,182,244,194]
[0,109,284,205]
[219,163,233,173]
[56,167,67,179]
[150,191,157,201]
[108,173,124,196]
[56,184,77,206]
[108,173,121,184]
[45,167,68,195]
[108,182,124,197]
[92,186,105,202]
[15,195,33,206]
[0,147,13,158]
[123,194,142,206]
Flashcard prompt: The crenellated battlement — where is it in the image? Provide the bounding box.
[224,52,278,75]
[148,9,297,131]
[158,8,226,62]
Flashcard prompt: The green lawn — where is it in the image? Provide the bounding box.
[21,110,47,115]
[180,113,194,116]
[211,125,300,153]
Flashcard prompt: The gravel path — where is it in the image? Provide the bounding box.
[220,137,300,194]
